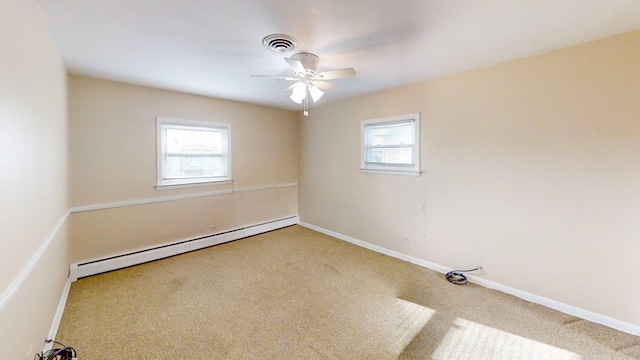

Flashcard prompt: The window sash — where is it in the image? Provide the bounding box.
[360,114,420,175]
[157,118,231,188]
[365,146,413,166]
[163,154,227,180]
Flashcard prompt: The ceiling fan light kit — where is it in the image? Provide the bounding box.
[253,35,356,116]
[308,84,324,102]
[290,82,306,104]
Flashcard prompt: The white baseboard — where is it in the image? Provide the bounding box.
[298,221,640,336]
[69,216,299,281]
[469,276,640,336]
[44,279,72,351]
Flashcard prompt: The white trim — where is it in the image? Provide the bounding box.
[359,169,422,176]
[44,279,72,351]
[298,221,640,336]
[0,211,70,311]
[298,221,449,273]
[69,215,299,281]
[70,182,298,213]
[469,276,640,336]
[155,179,232,191]
[233,183,299,193]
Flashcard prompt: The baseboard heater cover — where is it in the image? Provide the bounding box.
[69,216,299,281]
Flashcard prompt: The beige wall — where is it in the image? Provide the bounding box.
[299,30,640,326]
[68,76,298,262]
[0,0,70,357]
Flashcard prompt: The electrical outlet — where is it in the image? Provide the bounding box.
[210,225,217,231]
[402,237,411,243]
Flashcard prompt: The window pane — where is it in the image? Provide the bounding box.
[369,122,413,146]
[165,155,224,179]
[368,147,412,165]
[166,128,222,154]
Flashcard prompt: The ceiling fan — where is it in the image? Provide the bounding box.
[252,52,356,116]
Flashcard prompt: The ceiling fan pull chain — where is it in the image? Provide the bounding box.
[303,89,309,117]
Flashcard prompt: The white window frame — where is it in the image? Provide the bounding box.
[156,117,231,190]
[360,113,421,176]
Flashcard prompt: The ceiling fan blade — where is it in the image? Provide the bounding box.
[312,80,339,92]
[316,68,356,80]
[285,57,306,74]
[251,75,297,80]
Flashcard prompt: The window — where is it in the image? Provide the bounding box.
[156,117,231,189]
[361,113,420,176]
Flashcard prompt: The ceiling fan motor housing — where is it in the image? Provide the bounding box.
[291,52,319,75]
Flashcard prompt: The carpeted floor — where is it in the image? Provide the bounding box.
[56,225,640,359]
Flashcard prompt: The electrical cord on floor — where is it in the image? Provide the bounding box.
[34,339,77,360]
[445,266,483,285]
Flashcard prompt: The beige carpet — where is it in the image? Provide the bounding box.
[57,225,639,359]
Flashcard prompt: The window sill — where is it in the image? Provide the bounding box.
[155,179,232,191]
[359,168,422,177]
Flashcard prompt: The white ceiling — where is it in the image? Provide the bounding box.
[37,0,640,111]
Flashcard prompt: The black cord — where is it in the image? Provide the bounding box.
[35,340,76,360]
[445,266,483,285]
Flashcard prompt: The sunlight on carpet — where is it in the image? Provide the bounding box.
[391,298,436,355]
[433,318,582,360]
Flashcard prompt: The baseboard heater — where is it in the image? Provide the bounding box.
[69,215,299,281]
